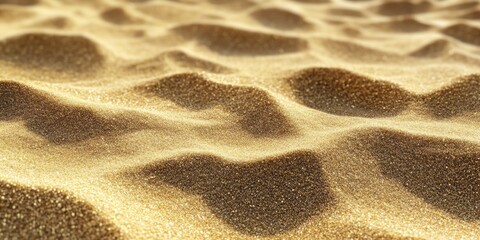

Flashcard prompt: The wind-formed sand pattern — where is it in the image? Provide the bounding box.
[1,0,480,239]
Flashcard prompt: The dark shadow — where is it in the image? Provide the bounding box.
[130,151,334,236]
[358,129,480,221]
[421,74,480,118]
[0,81,147,144]
[136,73,296,137]
[288,67,414,117]
[0,181,125,239]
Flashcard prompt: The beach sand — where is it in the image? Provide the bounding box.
[0,0,479,239]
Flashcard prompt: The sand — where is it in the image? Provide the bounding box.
[0,0,479,239]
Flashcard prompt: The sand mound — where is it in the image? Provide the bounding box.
[136,73,295,136]
[206,0,255,10]
[250,7,311,30]
[442,24,480,46]
[327,8,364,18]
[368,17,431,32]
[290,0,329,3]
[318,39,401,62]
[0,8,35,22]
[0,181,125,239]
[375,0,432,16]
[288,68,413,117]
[0,0,38,5]
[0,81,146,144]
[128,50,233,74]
[165,51,233,73]
[172,23,308,55]
[101,7,139,25]
[325,224,422,240]
[357,129,480,220]
[33,16,73,29]
[0,33,104,71]
[409,39,450,58]
[459,10,480,20]
[421,74,480,118]
[127,151,333,236]
[440,1,478,11]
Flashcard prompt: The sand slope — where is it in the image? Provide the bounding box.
[1,0,480,239]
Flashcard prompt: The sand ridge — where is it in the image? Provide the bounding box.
[1,0,480,239]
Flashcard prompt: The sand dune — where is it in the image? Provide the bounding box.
[421,74,480,118]
[250,7,312,30]
[356,129,480,221]
[172,23,308,55]
[0,81,149,143]
[409,39,450,58]
[126,151,332,236]
[1,0,480,239]
[442,24,480,47]
[288,67,414,117]
[0,181,124,239]
[365,17,431,32]
[374,0,432,16]
[0,33,104,71]
[128,50,234,74]
[136,72,295,136]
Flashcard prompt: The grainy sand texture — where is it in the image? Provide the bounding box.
[1,0,480,239]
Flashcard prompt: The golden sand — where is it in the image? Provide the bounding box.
[0,0,479,239]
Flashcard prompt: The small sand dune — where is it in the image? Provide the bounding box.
[421,74,480,118]
[128,50,233,74]
[136,73,295,136]
[0,7,35,22]
[366,17,431,32]
[171,23,308,55]
[0,0,38,6]
[440,1,478,11]
[126,151,333,236]
[442,24,480,47]
[250,7,311,30]
[409,39,450,58]
[291,0,330,3]
[0,181,125,239]
[33,16,73,29]
[288,67,413,117]
[0,33,104,71]
[288,68,480,119]
[356,129,480,220]
[374,0,432,16]
[0,81,148,144]
[459,10,480,20]
[101,7,141,25]
[327,8,365,18]
[317,38,402,62]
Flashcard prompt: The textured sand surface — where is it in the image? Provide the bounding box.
[1,0,480,239]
